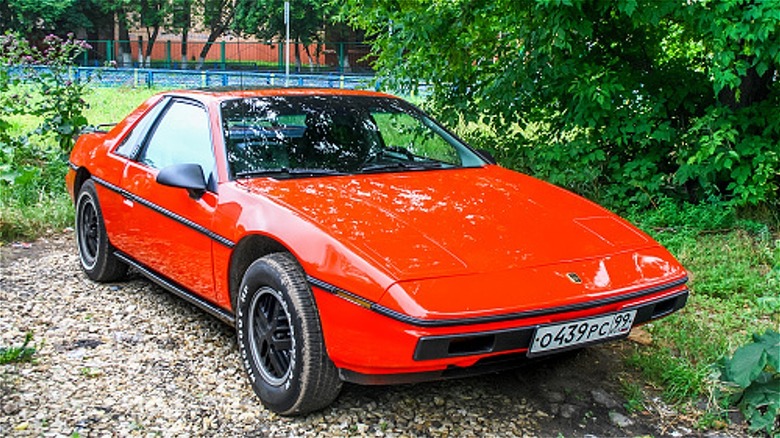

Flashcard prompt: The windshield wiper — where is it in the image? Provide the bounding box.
[359,161,445,173]
[235,167,346,178]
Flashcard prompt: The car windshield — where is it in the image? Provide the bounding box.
[221,95,486,178]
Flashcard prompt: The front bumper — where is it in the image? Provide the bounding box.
[311,275,688,384]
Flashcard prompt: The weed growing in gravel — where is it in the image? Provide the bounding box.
[618,378,645,414]
[0,332,36,364]
[79,367,100,378]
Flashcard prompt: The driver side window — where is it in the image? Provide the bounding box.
[139,100,216,183]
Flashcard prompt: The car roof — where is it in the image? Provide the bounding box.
[159,87,397,105]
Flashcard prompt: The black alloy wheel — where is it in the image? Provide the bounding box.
[236,253,342,415]
[78,198,99,267]
[248,286,294,385]
[75,179,127,282]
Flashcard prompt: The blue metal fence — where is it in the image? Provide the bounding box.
[13,66,378,90]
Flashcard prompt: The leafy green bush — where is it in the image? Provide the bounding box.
[0,32,91,239]
[349,0,780,211]
[1,33,91,154]
[719,330,780,435]
[0,86,161,240]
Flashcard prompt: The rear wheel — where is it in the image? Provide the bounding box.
[75,180,127,282]
[237,253,342,415]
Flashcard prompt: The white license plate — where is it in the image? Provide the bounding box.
[528,310,637,356]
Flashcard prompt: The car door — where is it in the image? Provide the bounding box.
[118,98,218,301]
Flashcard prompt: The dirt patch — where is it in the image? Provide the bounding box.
[0,233,748,436]
[0,232,73,265]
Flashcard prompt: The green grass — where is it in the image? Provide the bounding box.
[624,203,779,410]
[0,193,73,238]
[83,87,163,126]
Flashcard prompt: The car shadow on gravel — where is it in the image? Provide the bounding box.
[319,347,662,437]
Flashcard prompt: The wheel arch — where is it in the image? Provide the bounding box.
[228,233,292,312]
[72,167,92,202]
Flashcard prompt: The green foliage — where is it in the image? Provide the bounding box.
[631,200,779,303]
[0,86,161,240]
[627,197,736,232]
[0,188,73,239]
[348,0,780,210]
[1,32,92,154]
[0,0,80,37]
[678,102,780,206]
[0,332,36,365]
[234,0,336,70]
[619,378,646,414]
[0,32,92,239]
[627,295,752,401]
[235,0,335,44]
[719,330,780,435]
[623,201,778,426]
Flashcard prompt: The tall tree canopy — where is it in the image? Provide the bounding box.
[235,0,334,43]
[348,0,780,209]
[0,0,103,38]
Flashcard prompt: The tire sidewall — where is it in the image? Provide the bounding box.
[76,181,105,277]
[237,259,305,413]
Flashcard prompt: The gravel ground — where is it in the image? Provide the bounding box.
[0,233,745,437]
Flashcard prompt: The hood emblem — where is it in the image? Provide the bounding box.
[566,273,583,284]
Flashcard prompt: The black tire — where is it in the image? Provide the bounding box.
[75,179,128,282]
[237,253,342,415]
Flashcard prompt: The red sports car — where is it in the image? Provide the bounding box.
[66,88,688,415]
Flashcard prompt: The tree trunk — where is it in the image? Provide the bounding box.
[145,27,159,68]
[197,29,223,69]
[718,65,775,109]
[303,44,314,72]
[137,36,144,66]
[181,30,188,69]
[180,1,191,69]
[294,42,301,72]
[118,12,132,67]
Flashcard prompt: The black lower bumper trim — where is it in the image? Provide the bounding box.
[413,289,688,361]
[340,290,688,385]
[340,353,543,385]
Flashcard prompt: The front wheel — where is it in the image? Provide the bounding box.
[75,179,127,282]
[236,253,342,415]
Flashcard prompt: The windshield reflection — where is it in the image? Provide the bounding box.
[221,95,485,178]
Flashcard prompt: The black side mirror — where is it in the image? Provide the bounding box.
[476,149,497,165]
[156,163,207,199]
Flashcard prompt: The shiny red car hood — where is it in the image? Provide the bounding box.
[237,166,660,281]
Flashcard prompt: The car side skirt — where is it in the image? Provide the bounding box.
[114,251,236,325]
